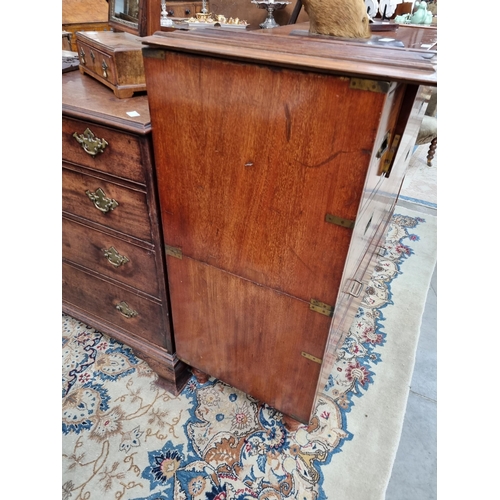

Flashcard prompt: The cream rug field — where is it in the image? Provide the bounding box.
[62,205,437,500]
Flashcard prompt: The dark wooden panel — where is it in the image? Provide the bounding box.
[62,166,152,242]
[145,51,387,304]
[62,216,160,297]
[168,257,331,423]
[63,261,168,348]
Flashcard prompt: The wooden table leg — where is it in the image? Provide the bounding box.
[427,137,437,166]
[191,367,210,384]
[282,413,303,431]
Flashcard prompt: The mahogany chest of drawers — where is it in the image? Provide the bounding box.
[62,70,190,394]
[141,27,437,424]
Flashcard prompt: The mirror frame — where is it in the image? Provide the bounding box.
[108,0,160,36]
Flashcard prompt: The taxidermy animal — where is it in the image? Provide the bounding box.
[302,0,371,38]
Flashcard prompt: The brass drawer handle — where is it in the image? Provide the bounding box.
[73,128,108,156]
[90,50,95,63]
[102,60,108,79]
[116,301,138,318]
[79,47,86,65]
[86,187,119,213]
[345,279,364,298]
[102,246,129,267]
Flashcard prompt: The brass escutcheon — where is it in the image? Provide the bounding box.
[102,246,129,267]
[86,187,119,213]
[73,128,108,156]
[116,301,138,318]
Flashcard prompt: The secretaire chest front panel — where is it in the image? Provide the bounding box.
[168,256,330,424]
[145,51,389,306]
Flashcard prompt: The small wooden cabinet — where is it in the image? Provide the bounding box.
[62,71,190,394]
[141,27,437,423]
[76,31,147,98]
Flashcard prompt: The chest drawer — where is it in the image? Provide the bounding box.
[63,117,146,184]
[62,166,153,242]
[63,261,168,348]
[62,217,160,297]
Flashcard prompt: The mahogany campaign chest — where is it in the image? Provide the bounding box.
[141,28,437,424]
[62,70,190,394]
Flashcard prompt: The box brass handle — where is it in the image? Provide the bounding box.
[102,60,108,79]
[79,47,86,65]
[102,246,129,267]
[73,128,108,156]
[86,187,119,213]
[90,50,95,63]
[116,301,138,318]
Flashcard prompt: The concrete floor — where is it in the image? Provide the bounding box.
[385,148,437,499]
[385,262,437,499]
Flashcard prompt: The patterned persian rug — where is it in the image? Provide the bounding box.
[62,205,437,500]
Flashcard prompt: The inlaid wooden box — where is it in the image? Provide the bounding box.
[76,30,146,98]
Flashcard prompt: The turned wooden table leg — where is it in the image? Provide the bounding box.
[427,137,437,166]
[191,367,210,384]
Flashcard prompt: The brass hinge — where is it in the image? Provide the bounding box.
[309,299,334,317]
[325,214,355,229]
[380,134,402,176]
[165,245,183,259]
[301,351,323,364]
[350,78,391,94]
[142,48,166,59]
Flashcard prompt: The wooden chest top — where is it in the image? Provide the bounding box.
[142,27,437,86]
[62,71,151,134]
